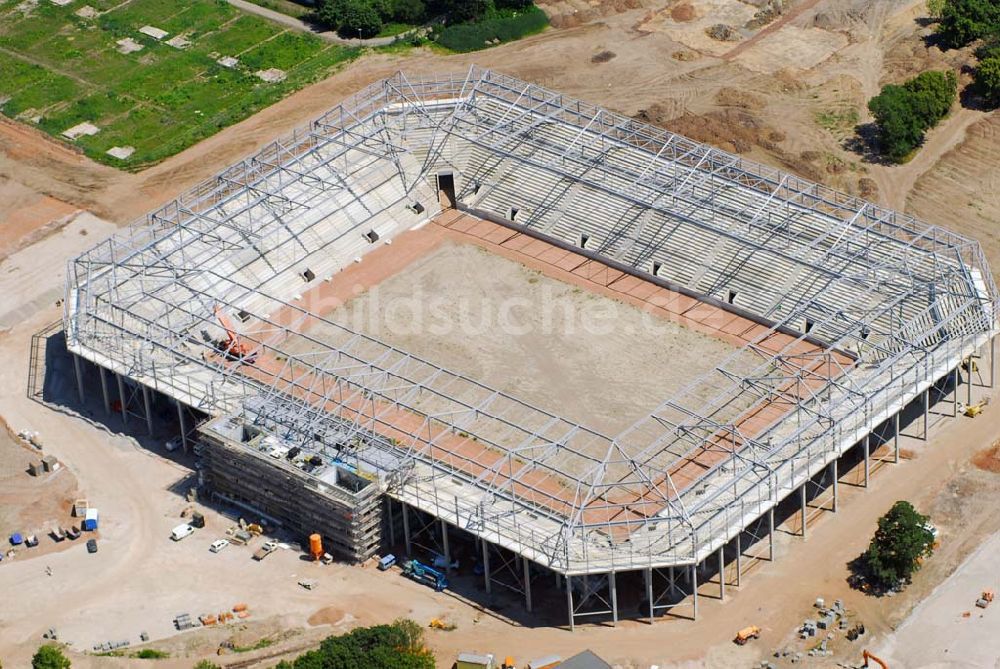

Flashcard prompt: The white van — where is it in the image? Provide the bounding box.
[171,523,194,541]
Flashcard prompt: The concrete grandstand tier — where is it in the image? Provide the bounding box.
[65,67,999,593]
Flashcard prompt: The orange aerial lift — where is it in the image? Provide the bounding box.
[213,305,257,363]
[862,649,888,668]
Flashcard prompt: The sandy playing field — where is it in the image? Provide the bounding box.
[298,240,755,437]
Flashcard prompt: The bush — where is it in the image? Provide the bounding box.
[935,0,1000,48]
[277,620,434,669]
[193,661,221,669]
[436,5,547,52]
[32,646,70,669]
[863,501,935,591]
[134,649,169,659]
[867,70,956,161]
[975,55,1000,103]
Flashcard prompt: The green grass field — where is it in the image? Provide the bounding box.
[0,0,358,169]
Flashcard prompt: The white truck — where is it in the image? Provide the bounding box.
[252,539,279,561]
[171,524,194,541]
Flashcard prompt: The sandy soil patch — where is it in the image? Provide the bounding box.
[303,241,752,436]
[638,0,756,56]
[734,24,848,74]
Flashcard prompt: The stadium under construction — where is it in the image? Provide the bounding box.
[63,67,998,628]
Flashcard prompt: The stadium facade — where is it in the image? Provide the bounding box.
[64,67,998,627]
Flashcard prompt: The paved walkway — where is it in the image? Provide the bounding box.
[226,0,413,47]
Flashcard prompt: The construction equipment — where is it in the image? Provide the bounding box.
[963,357,979,374]
[309,533,323,561]
[862,649,888,668]
[976,589,994,608]
[213,305,257,363]
[402,559,448,591]
[964,398,989,417]
[734,625,760,645]
[429,617,456,630]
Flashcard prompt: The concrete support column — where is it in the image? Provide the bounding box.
[176,400,189,452]
[440,519,450,571]
[863,434,870,489]
[482,540,491,594]
[141,385,154,436]
[645,568,654,623]
[800,484,807,538]
[967,359,973,405]
[668,566,675,594]
[894,412,901,463]
[768,508,775,561]
[718,547,725,600]
[991,336,996,388]
[691,564,699,620]
[831,460,838,512]
[115,373,127,427]
[72,354,85,405]
[609,571,618,625]
[99,366,110,416]
[566,575,575,632]
[401,504,412,556]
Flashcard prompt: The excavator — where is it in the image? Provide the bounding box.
[213,305,257,363]
[862,650,888,668]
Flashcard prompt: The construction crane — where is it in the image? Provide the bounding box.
[862,650,888,669]
[213,305,257,363]
[402,559,448,591]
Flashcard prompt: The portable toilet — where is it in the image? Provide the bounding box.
[83,508,99,531]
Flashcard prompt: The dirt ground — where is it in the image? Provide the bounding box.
[306,240,752,436]
[2,0,1000,667]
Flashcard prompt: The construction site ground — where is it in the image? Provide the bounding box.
[2,0,1000,666]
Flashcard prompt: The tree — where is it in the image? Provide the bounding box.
[32,646,70,669]
[391,0,426,23]
[975,55,1000,103]
[868,85,927,161]
[936,0,1000,48]
[863,501,935,590]
[430,0,493,23]
[336,0,384,37]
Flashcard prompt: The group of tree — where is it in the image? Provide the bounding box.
[867,70,957,162]
[275,619,434,669]
[313,0,534,39]
[859,500,936,592]
[929,0,1000,104]
[32,645,70,669]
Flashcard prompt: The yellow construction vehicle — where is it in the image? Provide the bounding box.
[734,625,760,645]
[964,398,989,417]
[963,357,979,374]
[862,649,888,668]
[429,618,456,631]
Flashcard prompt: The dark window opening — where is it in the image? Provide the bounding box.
[580,233,590,249]
[237,310,251,323]
[364,230,380,243]
[437,173,456,209]
[301,268,316,282]
[509,207,519,222]
[805,319,815,333]
[411,201,425,214]
[727,290,737,304]
[652,261,662,276]
[471,180,481,194]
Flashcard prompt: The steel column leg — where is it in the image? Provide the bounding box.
[482,540,491,594]
[441,519,450,571]
[863,434,870,489]
[99,366,110,416]
[402,504,411,556]
[967,360,973,405]
[566,575,575,631]
[523,559,532,613]
[735,533,742,587]
[176,400,188,452]
[718,547,725,600]
[954,367,960,416]
[832,460,838,512]
[691,564,698,620]
[800,484,807,538]
[72,354,85,405]
[610,571,618,625]
[894,412,900,463]
[386,500,395,547]
[115,373,127,427]
[923,388,929,439]
[141,385,154,436]
[768,508,775,560]
[645,568,654,623]
[991,336,996,388]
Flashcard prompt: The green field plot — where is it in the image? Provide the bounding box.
[0,0,358,169]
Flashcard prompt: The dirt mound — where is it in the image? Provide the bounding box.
[657,108,785,154]
[307,607,348,627]
[591,50,617,63]
[715,87,766,110]
[706,23,742,42]
[671,3,695,21]
[972,441,1000,473]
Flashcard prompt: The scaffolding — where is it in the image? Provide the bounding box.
[65,67,998,597]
